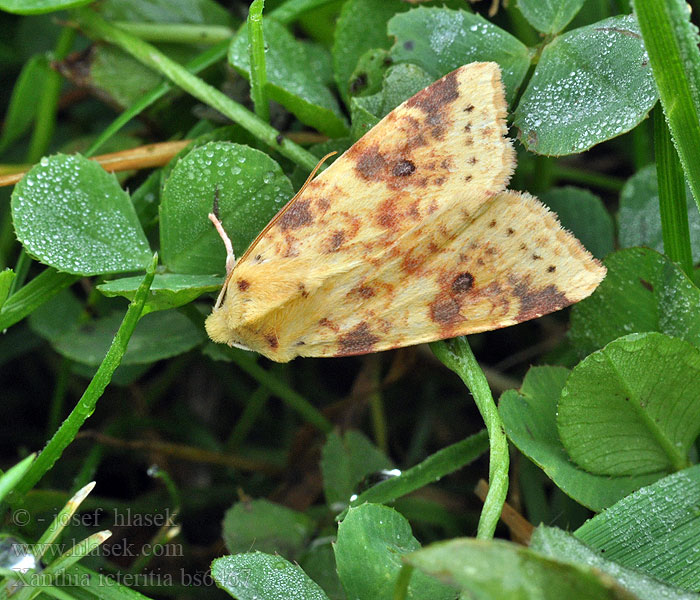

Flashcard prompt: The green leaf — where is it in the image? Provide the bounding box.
[0,54,48,153]
[85,46,163,110]
[230,19,348,137]
[222,499,314,560]
[569,248,700,356]
[299,539,345,600]
[0,269,15,310]
[98,273,222,314]
[618,164,700,263]
[347,48,391,99]
[499,366,659,511]
[212,552,330,600]
[0,268,78,331]
[532,526,696,600]
[575,466,700,592]
[332,0,409,105]
[541,186,615,259]
[388,6,531,104]
[160,142,293,275]
[514,14,658,155]
[0,0,92,14]
[632,0,700,213]
[350,63,434,139]
[334,504,455,600]
[321,430,393,510]
[347,430,489,512]
[11,154,152,276]
[516,0,586,34]
[406,536,636,600]
[558,332,699,476]
[0,454,34,503]
[30,294,204,366]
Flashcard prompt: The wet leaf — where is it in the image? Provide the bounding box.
[11,154,152,276]
[230,19,348,137]
[222,499,314,560]
[212,553,330,600]
[29,291,203,366]
[569,248,700,356]
[321,430,393,510]
[575,466,700,592]
[541,186,614,259]
[500,366,659,511]
[618,164,700,262]
[99,0,232,25]
[532,526,696,600]
[388,6,530,105]
[334,504,455,600]
[516,0,587,34]
[160,142,293,275]
[332,0,409,105]
[559,332,700,476]
[514,15,657,155]
[98,273,222,314]
[406,536,636,600]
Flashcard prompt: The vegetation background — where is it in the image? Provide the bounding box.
[0,0,699,598]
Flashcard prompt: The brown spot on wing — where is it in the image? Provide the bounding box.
[511,276,569,323]
[406,70,459,139]
[237,279,250,291]
[264,333,279,349]
[392,159,416,177]
[355,145,386,179]
[279,200,313,230]
[326,230,345,252]
[451,272,474,294]
[337,322,380,355]
[429,294,462,325]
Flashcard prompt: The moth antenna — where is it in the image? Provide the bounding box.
[297,151,337,197]
[208,212,236,276]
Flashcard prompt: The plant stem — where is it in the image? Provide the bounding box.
[11,255,158,500]
[111,22,233,44]
[247,0,270,122]
[26,27,75,164]
[633,0,700,211]
[269,0,342,24]
[0,269,78,331]
[75,9,319,171]
[85,40,230,157]
[654,106,694,276]
[430,338,508,539]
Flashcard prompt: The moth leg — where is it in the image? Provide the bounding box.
[208,212,236,276]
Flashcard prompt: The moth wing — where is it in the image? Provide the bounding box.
[238,62,514,267]
[271,191,605,357]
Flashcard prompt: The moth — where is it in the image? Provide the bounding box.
[206,62,606,362]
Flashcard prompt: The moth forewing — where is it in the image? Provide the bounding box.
[205,62,605,362]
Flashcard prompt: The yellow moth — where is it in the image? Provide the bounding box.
[206,62,606,362]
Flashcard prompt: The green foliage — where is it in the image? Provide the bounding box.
[213,553,331,600]
[499,367,658,511]
[559,332,700,476]
[516,0,586,34]
[388,7,530,104]
[2,1,700,599]
[406,535,637,600]
[222,499,314,559]
[12,154,152,275]
[514,15,657,155]
[334,504,455,600]
[160,141,292,274]
[575,466,700,591]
